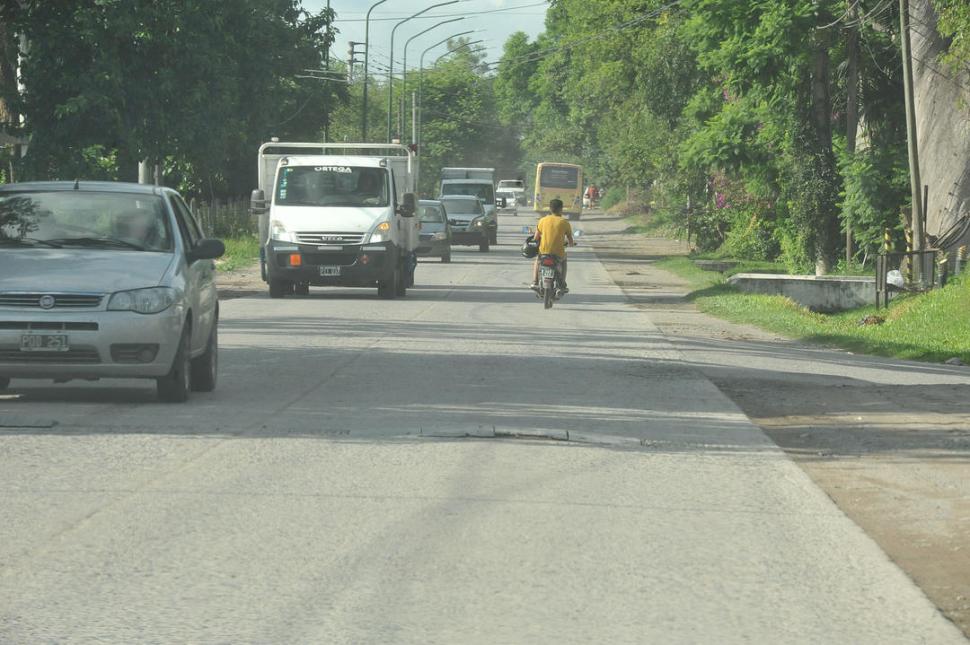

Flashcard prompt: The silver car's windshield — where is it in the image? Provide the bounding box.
[0,191,173,252]
[276,165,389,208]
[418,205,445,223]
[441,199,482,216]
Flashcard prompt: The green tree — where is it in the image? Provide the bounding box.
[12,0,341,199]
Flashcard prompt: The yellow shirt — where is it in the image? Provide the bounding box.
[535,214,573,257]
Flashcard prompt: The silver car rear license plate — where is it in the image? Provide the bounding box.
[320,266,341,277]
[20,333,70,352]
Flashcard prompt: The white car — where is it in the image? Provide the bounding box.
[0,181,224,402]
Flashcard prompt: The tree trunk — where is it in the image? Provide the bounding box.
[810,26,840,275]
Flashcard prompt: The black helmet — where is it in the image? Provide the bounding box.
[521,235,539,258]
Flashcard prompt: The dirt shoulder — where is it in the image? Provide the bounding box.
[216,261,264,300]
[581,210,970,637]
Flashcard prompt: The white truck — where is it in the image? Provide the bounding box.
[439,167,498,245]
[251,142,419,299]
[495,179,526,215]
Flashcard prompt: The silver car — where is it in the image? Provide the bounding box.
[415,200,452,263]
[0,181,224,402]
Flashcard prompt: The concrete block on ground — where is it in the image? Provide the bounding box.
[727,273,876,312]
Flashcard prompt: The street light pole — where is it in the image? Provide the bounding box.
[387,0,461,143]
[418,30,474,151]
[434,38,484,66]
[362,0,388,141]
[402,17,464,142]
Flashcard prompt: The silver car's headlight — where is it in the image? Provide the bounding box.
[108,287,178,314]
[432,231,447,241]
[470,218,484,228]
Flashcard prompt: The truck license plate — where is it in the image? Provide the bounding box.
[320,266,341,277]
[20,334,70,352]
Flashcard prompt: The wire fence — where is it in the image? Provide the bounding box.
[189,197,257,239]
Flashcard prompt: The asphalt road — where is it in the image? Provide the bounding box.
[0,211,965,643]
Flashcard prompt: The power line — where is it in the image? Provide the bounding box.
[333,1,549,23]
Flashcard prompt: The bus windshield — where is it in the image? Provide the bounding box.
[539,166,579,189]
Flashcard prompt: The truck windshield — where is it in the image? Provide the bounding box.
[440,183,494,205]
[276,165,389,208]
[498,180,524,190]
[441,199,482,216]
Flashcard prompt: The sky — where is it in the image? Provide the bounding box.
[304,0,548,76]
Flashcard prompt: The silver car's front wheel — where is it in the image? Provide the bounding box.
[157,327,191,403]
[0,377,9,391]
[190,324,218,392]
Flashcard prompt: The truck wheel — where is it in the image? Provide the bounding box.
[269,278,289,298]
[441,252,451,263]
[0,377,9,391]
[489,229,498,245]
[294,282,310,296]
[479,238,490,252]
[395,261,408,297]
[378,267,399,299]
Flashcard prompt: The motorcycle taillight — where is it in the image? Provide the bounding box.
[541,257,556,267]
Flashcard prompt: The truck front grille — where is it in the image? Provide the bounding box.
[296,232,366,245]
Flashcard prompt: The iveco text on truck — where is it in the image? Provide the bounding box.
[251,142,419,299]
[439,167,498,245]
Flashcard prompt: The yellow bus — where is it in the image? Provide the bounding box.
[534,162,584,220]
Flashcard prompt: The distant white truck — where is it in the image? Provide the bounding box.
[497,179,526,206]
[251,142,419,299]
[439,167,498,245]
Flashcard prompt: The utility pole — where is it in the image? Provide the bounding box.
[347,42,363,82]
[899,0,924,273]
[845,0,860,267]
[411,92,417,146]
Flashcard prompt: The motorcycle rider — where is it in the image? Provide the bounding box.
[530,198,575,292]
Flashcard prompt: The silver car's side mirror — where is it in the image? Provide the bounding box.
[188,238,225,263]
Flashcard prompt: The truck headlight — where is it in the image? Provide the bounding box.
[471,218,484,228]
[271,219,295,242]
[368,221,392,243]
[107,287,178,314]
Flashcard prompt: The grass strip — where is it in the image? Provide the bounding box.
[657,257,970,364]
[217,235,260,273]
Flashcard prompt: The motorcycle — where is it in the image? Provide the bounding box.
[536,253,565,309]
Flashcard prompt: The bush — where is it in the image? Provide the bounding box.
[600,186,625,210]
[720,207,779,260]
